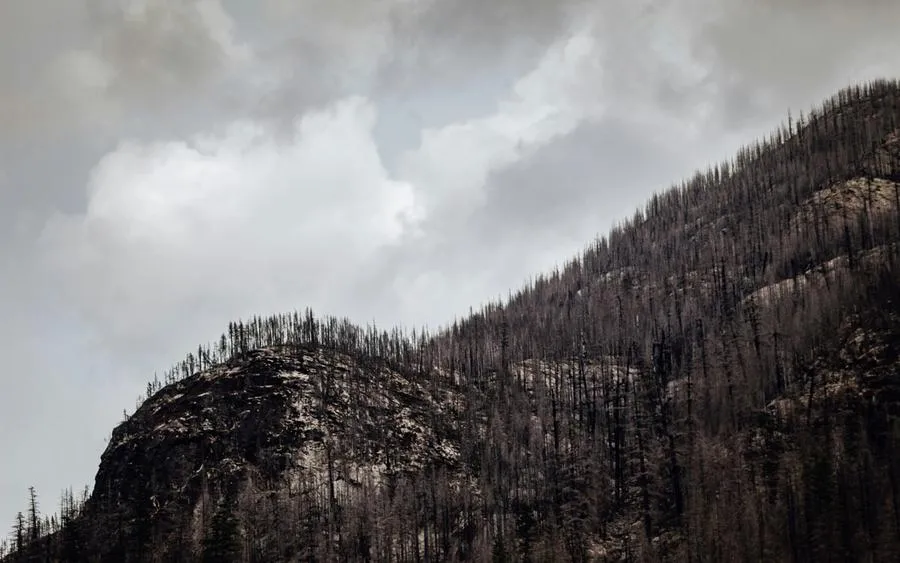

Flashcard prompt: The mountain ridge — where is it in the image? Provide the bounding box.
[4,78,900,562]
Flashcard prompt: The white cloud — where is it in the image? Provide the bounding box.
[39,96,417,359]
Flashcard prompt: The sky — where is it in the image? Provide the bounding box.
[2,0,900,523]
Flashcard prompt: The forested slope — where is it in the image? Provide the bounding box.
[4,79,900,562]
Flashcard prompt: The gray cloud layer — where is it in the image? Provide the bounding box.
[2,0,899,522]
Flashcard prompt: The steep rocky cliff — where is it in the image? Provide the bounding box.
[80,346,466,561]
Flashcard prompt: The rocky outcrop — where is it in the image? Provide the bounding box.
[82,346,465,560]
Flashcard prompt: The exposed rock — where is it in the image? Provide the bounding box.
[83,346,465,559]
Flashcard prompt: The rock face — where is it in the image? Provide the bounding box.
[83,346,465,561]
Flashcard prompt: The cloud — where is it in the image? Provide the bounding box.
[6,0,899,144]
[0,1,90,137]
[233,0,403,122]
[386,0,589,61]
[0,0,251,139]
[39,96,416,364]
[87,0,249,99]
[688,0,900,127]
[396,24,605,230]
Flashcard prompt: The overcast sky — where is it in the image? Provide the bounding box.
[2,0,899,522]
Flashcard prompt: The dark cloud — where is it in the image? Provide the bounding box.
[373,0,587,92]
[690,0,900,127]
[82,0,250,107]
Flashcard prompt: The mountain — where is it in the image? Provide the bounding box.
[4,79,900,562]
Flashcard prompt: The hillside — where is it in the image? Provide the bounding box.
[4,79,900,562]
